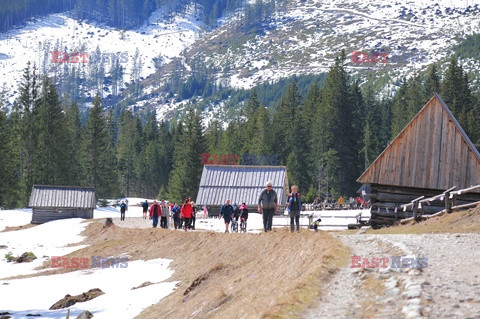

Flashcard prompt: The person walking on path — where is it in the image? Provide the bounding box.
[220,199,234,233]
[149,200,161,228]
[286,185,302,233]
[172,203,181,229]
[181,197,193,231]
[120,200,127,221]
[190,201,196,230]
[258,181,278,232]
[141,199,148,219]
[160,201,169,229]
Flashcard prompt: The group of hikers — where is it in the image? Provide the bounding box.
[139,197,198,231]
[219,181,303,233]
[119,180,312,233]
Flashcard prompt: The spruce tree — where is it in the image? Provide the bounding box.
[441,56,480,143]
[33,78,70,185]
[168,107,205,202]
[0,105,22,208]
[65,101,84,185]
[424,64,440,98]
[312,51,359,196]
[117,110,142,196]
[82,93,118,199]
[15,62,40,200]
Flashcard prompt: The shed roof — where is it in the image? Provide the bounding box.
[195,165,288,207]
[29,185,96,208]
[357,93,480,190]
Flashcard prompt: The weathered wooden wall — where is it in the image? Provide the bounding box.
[358,95,480,191]
[368,184,480,228]
[31,208,94,224]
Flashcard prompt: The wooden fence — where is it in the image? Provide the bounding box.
[400,184,480,222]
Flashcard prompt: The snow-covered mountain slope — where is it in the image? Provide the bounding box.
[181,0,480,89]
[129,0,480,124]
[1,0,480,123]
[0,4,202,104]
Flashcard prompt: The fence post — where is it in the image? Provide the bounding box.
[413,200,418,221]
[445,190,452,213]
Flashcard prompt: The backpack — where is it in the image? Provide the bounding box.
[233,205,240,217]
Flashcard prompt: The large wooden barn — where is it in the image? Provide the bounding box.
[29,185,96,224]
[357,94,480,228]
[195,165,289,216]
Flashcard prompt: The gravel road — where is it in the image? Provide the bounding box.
[304,232,480,319]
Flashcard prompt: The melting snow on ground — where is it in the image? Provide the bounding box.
[0,200,369,318]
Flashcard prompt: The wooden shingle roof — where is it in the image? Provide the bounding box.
[357,93,480,190]
[195,165,288,206]
[29,185,96,208]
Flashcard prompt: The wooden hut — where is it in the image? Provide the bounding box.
[357,94,480,228]
[29,185,96,224]
[195,165,289,216]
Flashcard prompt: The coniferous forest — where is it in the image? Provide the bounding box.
[1,51,479,209]
[0,0,277,33]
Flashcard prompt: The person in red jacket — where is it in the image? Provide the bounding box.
[149,200,161,228]
[180,197,193,232]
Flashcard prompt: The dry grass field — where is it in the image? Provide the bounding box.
[19,222,349,318]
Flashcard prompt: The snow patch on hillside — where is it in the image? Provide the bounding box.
[0,4,203,104]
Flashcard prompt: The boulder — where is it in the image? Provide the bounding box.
[76,310,94,319]
[50,288,104,310]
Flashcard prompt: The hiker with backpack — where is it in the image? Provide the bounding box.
[286,185,302,233]
[173,203,181,229]
[141,199,148,219]
[231,202,240,232]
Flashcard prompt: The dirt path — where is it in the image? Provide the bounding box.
[304,232,480,319]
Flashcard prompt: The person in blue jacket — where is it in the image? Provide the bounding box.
[219,199,234,233]
[286,185,302,233]
[120,200,127,221]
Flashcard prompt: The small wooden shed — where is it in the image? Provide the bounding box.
[357,94,480,227]
[195,165,289,216]
[29,185,96,224]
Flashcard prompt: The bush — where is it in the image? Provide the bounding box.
[5,251,14,262]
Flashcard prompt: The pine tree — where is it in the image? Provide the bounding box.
[248,105,271,156]
[390,78,408,138]
[424,64,440,97]
[15,62,40,200]
[65,101,84,185]
[33,78,70,185]
[117,110,142,196]
[312,51,360,196]
[82,93,119,199]
[441,56,480,143]
[205,119,223,153]
[271,81,302,163]
[168,107,205,202]
[0,105,22,208]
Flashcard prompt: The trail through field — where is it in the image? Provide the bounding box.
[304,232,480,319]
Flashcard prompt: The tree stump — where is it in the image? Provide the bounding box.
[105,218,114,227]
